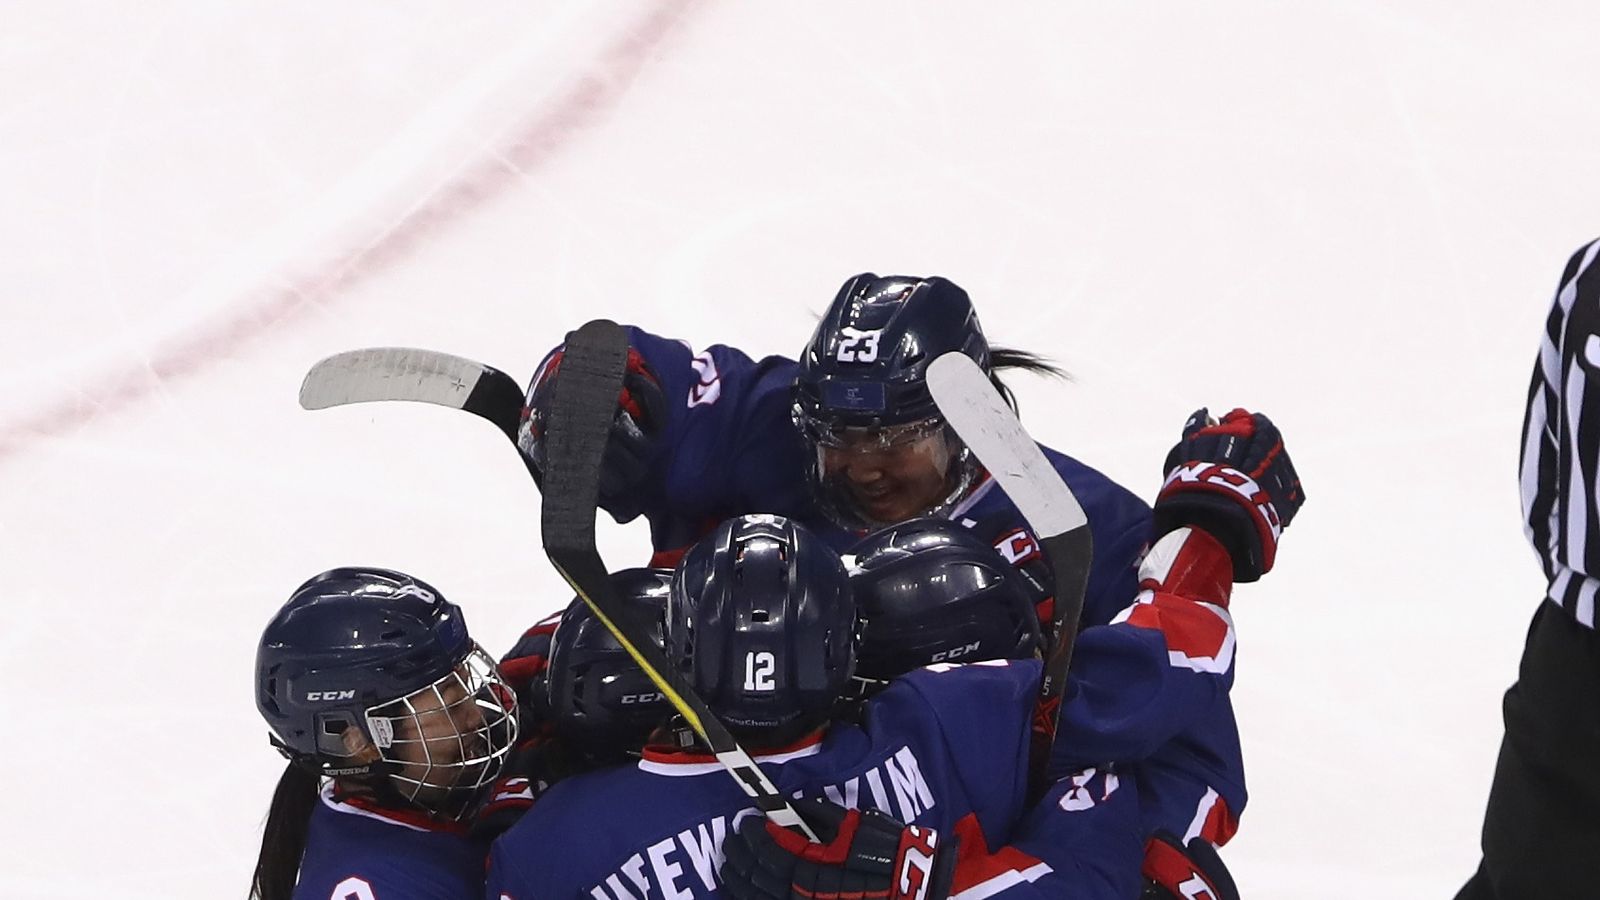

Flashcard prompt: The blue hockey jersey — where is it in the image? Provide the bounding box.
[486,660,1143,900]
[294,783,482,900]
[525,327,1245,847]
[1051,526,1246,846]
[539,327,1152,630]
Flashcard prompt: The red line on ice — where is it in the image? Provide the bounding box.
[0,0,702,463]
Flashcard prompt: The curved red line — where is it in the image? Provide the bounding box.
[0,0,703,462]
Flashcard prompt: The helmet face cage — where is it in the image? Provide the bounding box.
[362,643,519,820]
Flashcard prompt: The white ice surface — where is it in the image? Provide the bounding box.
[4,2,1597,896]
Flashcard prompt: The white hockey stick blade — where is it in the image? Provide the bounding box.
[927,352,1088,537]
[299,347,497,411]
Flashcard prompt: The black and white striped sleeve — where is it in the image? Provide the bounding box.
[1521,237,1600,625]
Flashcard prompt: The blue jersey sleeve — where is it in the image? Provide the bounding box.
[1047,526,1247,842]
[888,659,1039,841]
[562,327,814,555]
[1042,448,1151,629]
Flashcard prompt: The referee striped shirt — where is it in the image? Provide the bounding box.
[1522,237,1600,627]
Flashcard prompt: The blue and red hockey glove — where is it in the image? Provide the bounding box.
[1153,408,1304,582]
[1140,832,1239,900]
[721,797,955,900]
[517,342,666,522]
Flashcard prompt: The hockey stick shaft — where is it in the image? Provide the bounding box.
[539,320,815,838]
[926,353,1093,725]
[300,335,814,836]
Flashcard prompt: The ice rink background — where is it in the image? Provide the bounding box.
[5,2,1598,896]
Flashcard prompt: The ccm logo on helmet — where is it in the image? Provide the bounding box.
[620,692,666,704]
[931,641,980,662]
[306,690,357,701]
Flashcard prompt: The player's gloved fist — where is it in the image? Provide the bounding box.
[1153,408,1304,582]
[1140,832,1239,900]
[517,342,666,522]
[721,798,955,900]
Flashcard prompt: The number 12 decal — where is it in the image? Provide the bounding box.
[744,651,777,691]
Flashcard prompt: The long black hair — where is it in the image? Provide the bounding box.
[250,761,321,900]
[989,345,1069,413]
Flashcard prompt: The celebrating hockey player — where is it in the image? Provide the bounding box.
[517,273,1151,631]
[722,408,1301,900]
[486,515,1146,900]
[249,568,519,900]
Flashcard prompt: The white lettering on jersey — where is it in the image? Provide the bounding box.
[595,747,938,898]
[1058,767,1120,812]
[646,836,692,900]
[993,529,1041,566]
[885,746,935,820]
[332,877,376,900]
[686,347,721,407]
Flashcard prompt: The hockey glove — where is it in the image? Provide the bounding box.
[1153,408,1303,582]
[1140,832,1239,900]
[721,797,955,900]
[517,342,666,522]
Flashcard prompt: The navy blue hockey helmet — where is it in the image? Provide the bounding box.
[255,567,518,819]
[665,515,857,743]
[847,517,1042,684]
[545,568,674,756]
[793,274,990,528]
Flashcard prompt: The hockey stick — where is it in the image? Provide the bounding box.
[298,347,536,480]
[926,352,1092,730]
[536,320,817,839]
[299,330,818,838]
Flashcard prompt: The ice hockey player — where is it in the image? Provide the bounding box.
[517,273,1151,631]
[722,407,1303,900]
[841,515,1044,695]
[485,514,1146,900]
[249,567,520,900]
[469,569,677,841]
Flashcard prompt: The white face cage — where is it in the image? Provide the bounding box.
[363,643,519,820]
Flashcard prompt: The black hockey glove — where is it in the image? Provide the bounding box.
[1153,407,1304,582]
[1140,832,1239,900]
[721,798,955,900]
[517,342,666,522]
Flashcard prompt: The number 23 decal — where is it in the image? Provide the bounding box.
[836,328,884,363]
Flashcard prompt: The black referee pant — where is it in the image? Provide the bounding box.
[1457,600,1600,900]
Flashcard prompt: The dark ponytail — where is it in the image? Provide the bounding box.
[988,346,1069,413]
[250,761,321,900]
